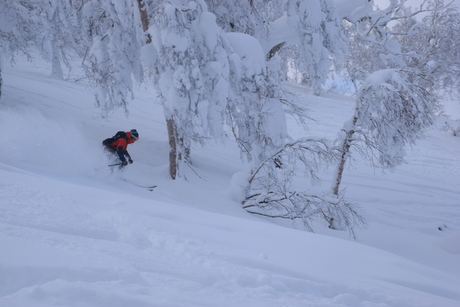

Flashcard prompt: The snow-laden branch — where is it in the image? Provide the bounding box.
[332,68,439,195]
[243,137,365,237]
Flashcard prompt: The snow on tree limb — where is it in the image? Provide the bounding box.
[242,137,366,237]
[332,68,439,195]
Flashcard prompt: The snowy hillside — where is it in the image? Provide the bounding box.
[1,59,459,307]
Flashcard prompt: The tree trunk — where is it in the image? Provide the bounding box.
[266,42,286,61]
[138,0,176,178]
[137,0,152,44]
[51,46,63,80]
[166,117,177,180]
[0,67,2,99]
[50,10,63,80]
[332,114,358,196]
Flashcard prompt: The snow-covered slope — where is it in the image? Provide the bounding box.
[1,59,459,307]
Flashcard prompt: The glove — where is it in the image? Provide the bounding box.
[128,158,133,164]
[121,161,128,166]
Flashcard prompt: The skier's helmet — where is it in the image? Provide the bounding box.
[130,129,139,141]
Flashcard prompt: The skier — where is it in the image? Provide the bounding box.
[103,129,139,167]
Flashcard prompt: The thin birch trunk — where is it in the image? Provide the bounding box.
[137,0,179,179]
[0,67,3,99]
[332,114,358,196]
[166,118,177,180]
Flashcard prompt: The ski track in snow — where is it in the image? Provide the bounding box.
[0,59,459,307]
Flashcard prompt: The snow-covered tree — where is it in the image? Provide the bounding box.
[206,0,269,37]
[330,0,451,197]
[341,0,454,90]
[206,0,347,95]
[80,0,143,116]
[142,1,361,233]
[0,0,41,98]
[34,0,85,80]
[242,136,365,237]
[221,25,363,235]
[224,32,287,164]
[0,0,86,82]
[341,20,387,92]
[284,0,347,95]
[332,69,439,195]
[392,0,460,96]
[150,0,235,179]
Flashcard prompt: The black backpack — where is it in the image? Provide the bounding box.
[102,131,127,147]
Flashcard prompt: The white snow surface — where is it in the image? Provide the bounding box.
[1,59,459,307]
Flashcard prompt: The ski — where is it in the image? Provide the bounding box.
[129,182,157,191]
[136,184,157,190]
[108,163,123,167]
[122,178,157,190]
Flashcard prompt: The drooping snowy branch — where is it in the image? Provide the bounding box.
[242,137,365,237]
[332,68,439,195]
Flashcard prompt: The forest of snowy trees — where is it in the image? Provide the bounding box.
[1,0,458,235]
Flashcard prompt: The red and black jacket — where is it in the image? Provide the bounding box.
[109,132,135,163]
